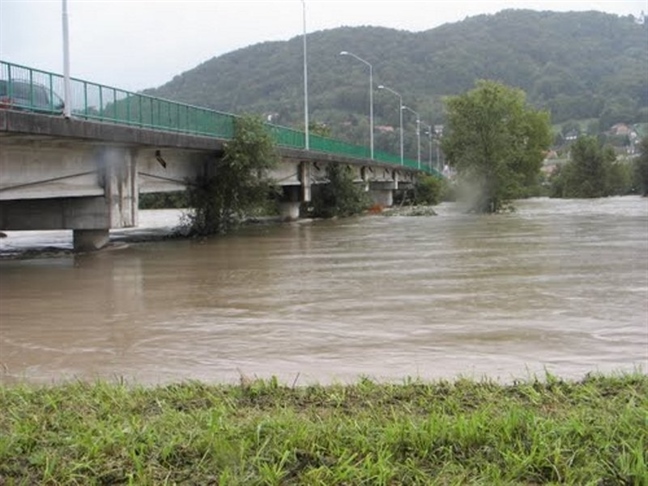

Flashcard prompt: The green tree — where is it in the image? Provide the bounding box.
[636,136,648,197]
[441,80,552,212]
[549,136,617,198]
[185,115,278,235]
[309,164,370,218]
[412,175,447,206]
[606,160,634,196]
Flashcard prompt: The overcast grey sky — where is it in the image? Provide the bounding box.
[1,0,645,91]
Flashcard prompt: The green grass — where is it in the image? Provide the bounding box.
[1,373,646,485]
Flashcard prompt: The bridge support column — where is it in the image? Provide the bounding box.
[299,162,312,202]
[73,229,110,252]
[69,147,136,250]
[101,147,138,230]
[369,181,396,208]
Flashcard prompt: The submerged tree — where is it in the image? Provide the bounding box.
[309,164,370,218]
[411,175,447,206]
[185,115,278,235]
[549,136,619,198]
[442,80,552,212]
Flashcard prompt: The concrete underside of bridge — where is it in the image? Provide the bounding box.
[0,110,418,250]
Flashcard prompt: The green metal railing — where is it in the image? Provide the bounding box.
[1,60,441,176]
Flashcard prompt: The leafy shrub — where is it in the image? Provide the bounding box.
[309,164,370,218]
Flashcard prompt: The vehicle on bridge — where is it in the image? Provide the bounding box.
[0,79,64,114]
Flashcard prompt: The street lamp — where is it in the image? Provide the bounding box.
[340,51,374,159]
[422,122,433,172]
[62,0,71,118]
[302,0,309,150]
[402,105,421,169]
[434,124,444,172]
[378,84,403,165]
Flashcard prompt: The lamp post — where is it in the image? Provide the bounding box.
[340,51,374,159]
[301,0,309,150]
[62,0,71,118]
[422,122,433,172]
[402,105,421,169]
[434,124,444,172]
[378,85,403,165]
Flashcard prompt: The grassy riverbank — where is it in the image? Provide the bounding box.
[1,373,646,485]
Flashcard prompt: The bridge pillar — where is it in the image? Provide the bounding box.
[369,181,396,207]
[68,147,137,251]
[101,147,138,229]
[299,162,312,202]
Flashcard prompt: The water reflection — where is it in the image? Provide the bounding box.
[0,198,646,384]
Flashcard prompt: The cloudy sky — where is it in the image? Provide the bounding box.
[1,0,645,92]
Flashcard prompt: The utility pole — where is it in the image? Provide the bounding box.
[302,0,309,150]
[62,0,71,118]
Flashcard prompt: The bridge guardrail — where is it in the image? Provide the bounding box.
[1,60,441,176]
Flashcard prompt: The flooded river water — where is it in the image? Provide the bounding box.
[0,197,646,385]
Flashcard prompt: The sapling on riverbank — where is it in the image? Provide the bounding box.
[184,114,279,235]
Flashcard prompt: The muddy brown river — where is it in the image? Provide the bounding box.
[0,197,646,385]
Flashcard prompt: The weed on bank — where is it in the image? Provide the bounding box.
[0,373,646,484]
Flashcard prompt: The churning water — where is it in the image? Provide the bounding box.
[1,197,646,385]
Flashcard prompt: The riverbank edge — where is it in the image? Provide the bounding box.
[1,372,646,484]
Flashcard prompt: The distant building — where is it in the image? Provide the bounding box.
[609,123,633,137]
[541,164,559,176]
[564,130,579,141]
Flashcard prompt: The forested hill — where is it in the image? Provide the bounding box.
[145,9,646,144]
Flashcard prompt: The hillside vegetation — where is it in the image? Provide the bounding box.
[144,10,647,155]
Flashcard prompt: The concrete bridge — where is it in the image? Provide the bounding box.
[0,61,436,251]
